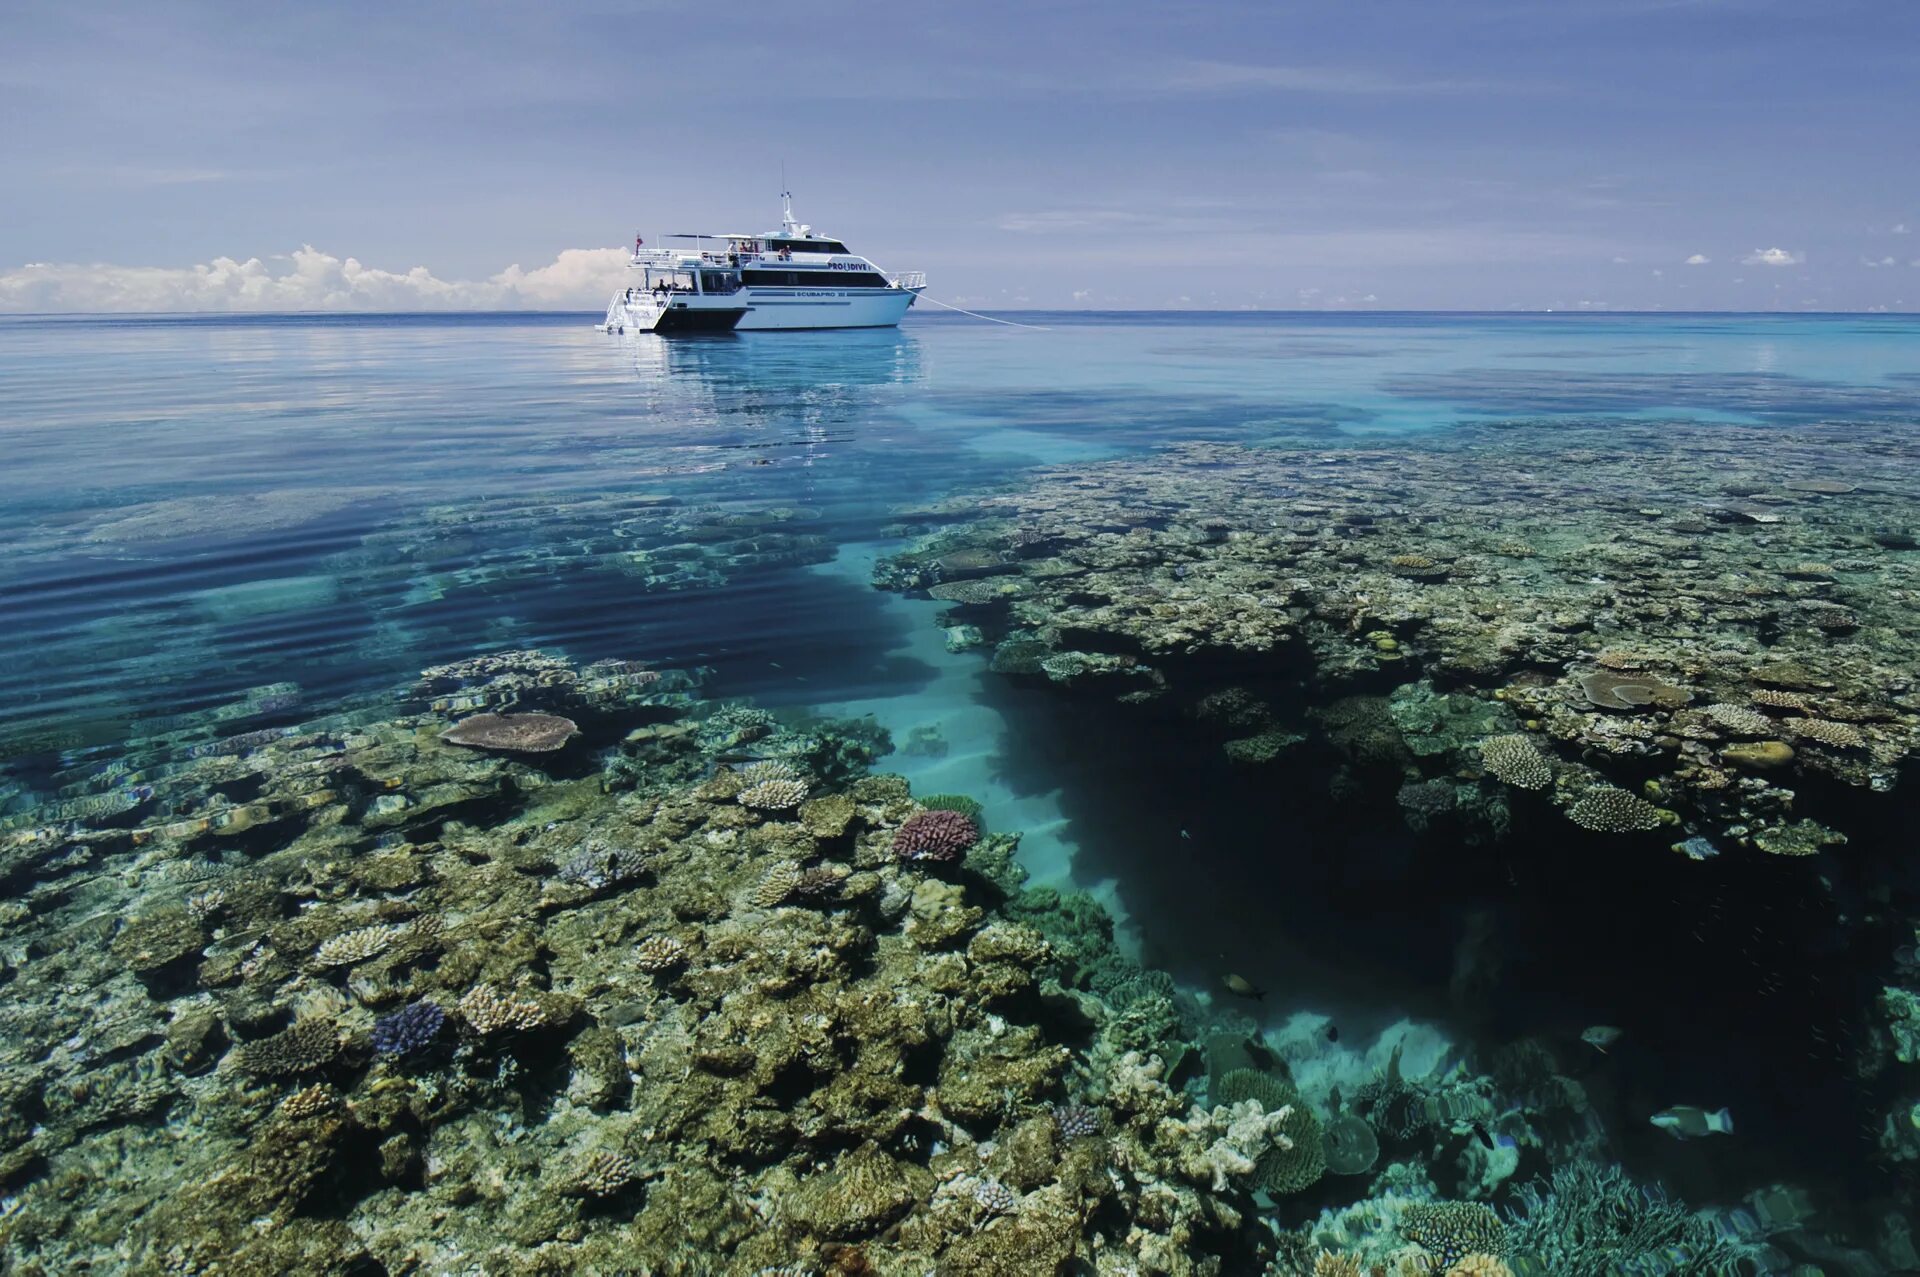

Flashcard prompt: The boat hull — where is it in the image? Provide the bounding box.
[734,287,917,330]
[604,287,917,334]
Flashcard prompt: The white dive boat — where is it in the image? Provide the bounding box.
[603,194,924,334]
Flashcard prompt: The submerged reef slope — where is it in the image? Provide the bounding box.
[0,650,1362,1274]
[878,418,1920,858]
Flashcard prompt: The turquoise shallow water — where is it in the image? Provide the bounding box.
[7,310,1918,746]
[4,310,1920,1269]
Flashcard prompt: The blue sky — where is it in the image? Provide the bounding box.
[3,0,1916,310]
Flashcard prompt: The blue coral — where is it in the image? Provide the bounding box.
[372,999,445,1059]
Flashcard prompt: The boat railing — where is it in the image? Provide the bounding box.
[631,246,774,269]
[891,271,927,290]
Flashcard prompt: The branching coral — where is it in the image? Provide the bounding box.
[1479,734,1551,789]
[1503,1162,1768,1276]
[1401,1201,1507,1268]
[236,1019,339,1076]
[1565,787,1665,833]
[892,808,980,862]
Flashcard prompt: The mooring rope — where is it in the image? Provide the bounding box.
[915,294,1051,330]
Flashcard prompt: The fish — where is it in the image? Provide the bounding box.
[1221,974,1265,1000]
[1580,1025,1624,1054]
[1650,1105,1734,1139]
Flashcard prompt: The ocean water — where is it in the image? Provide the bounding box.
[3,309,1919,1272]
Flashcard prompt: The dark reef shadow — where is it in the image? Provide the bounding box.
[976,671,1910,1228]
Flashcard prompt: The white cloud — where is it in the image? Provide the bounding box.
[1743,247,1803,267]
[1894,223,1909,234]
[0,245,631,313]
[1685,253,1710,265]
[1862,255,1897,268]
[1611,255,1630,264]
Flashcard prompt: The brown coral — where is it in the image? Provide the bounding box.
[750,860,801,908]
[236,1019,340,1076]
[1401,1201,1508,1268]
[635,934,687,972]
[313,924,397,968]
[441,712,579,753]
[1789,718,1866,750]
[739,778,809,811]
[456,985,547,1034]
[278,1083,340,1119]
[1448,1257,1515,1277]
[1566,787,1666,833]
[1704,704,1774,736]
[1577,669,1692,712]
[570,1150,637,1198]
[1479,734,1551,789]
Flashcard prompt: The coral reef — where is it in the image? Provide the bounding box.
[891,807,980,862]
[874,418,1920,858]
[1503,1161,1769,1275]
[441,711,581,753]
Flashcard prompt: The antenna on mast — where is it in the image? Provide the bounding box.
[780,161,798,236]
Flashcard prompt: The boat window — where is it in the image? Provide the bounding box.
[766,238,850,255]
[699,271,741,295]
[742,269,890,288]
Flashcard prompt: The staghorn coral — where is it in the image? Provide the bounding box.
[892,808,980,862]
[1565,787,1665,833]
[1478,734,1550,790]
[1401,1201,1508,1268]
[236,1019,340,1076]
[440,711,580,753]
[1504,1162,1768,1276]
[313,923,397,968]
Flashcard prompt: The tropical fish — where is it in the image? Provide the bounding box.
[1221,974,1265,1000]
[1651,1105,1734,1139]
[1581,1025,1624,1053]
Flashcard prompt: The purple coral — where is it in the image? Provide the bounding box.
[892,809,980,863]
[1052,1104,1102,1139]
[372,999,445,1058]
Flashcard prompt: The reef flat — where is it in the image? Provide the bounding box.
[879,417,1920,858]
[0,645,1829,1273]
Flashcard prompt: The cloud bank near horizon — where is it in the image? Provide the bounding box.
[0,245,630,313]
